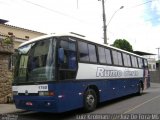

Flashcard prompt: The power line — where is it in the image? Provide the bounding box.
[131,0,160,22]
[21,0,158,24]
[17,0,160,37]
[131,0,155,8]
[22,0,67,16]
[112,0,158,10]
[21,0,87,23]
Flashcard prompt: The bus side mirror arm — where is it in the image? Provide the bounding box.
[58,48,64,64]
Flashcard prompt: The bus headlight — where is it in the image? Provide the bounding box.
[13,91,18,96]
[39,91,48,96]
[39,91,55,96]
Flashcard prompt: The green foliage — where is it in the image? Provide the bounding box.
[3,37,13,45]
[112,39,133,52]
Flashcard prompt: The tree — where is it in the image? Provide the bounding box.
[112,39,133,52]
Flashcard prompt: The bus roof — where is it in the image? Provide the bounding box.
[19,32,145,59]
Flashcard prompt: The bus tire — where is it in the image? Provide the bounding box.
[83,89,97,112]
[137,82,143,95]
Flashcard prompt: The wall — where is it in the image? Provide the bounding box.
[147,58,156,71]
[0,24,46,49]
[0,23,46,103]
[0,38,13,103]
[150,70,160,83]
[0,24,45,40]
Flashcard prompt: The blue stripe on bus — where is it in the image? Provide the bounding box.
[13,78,142,113]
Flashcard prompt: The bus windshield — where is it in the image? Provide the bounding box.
[14,37,56,84]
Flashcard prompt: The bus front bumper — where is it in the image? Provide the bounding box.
[13,96,58,113]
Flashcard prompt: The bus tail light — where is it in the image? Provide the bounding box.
[39,91,55,96]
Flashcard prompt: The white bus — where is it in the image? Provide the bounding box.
[12,33,150,113]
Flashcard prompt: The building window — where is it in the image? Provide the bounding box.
[8,32,13,36]
[153,64,156,69]
[148,64,151,69]
[25,36,30,39]
[8,55,15,70]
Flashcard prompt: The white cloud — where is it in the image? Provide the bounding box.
[151,0,160,15]
[0,0,160,58]
[106,0,160,58]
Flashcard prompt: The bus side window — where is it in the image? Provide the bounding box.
[98,47,112,65]
[138,58,143,68]
[112,50,123,66]
[131,56,138,68]
[78,41,89,62]
[105,48,112,64]
[68,42,77,69]
[122,53,131,67]
[59,40,77,80]
[144,59,148,68]
[98,46,106,64]
[88,44,97,63]
[78,41,98,63]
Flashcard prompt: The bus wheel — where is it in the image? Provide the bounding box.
[83,89,97,112]
[137,82,143,95]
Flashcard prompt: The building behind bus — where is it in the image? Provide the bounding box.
[0,18,46,103]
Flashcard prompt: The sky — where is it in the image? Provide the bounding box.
[1,0,160,59]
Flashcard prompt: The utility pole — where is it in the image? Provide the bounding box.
[99,0,124,44]
[156,47,160,70]
[156,47,160,61]
[77,0,79,9]
[101,0,107,44]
